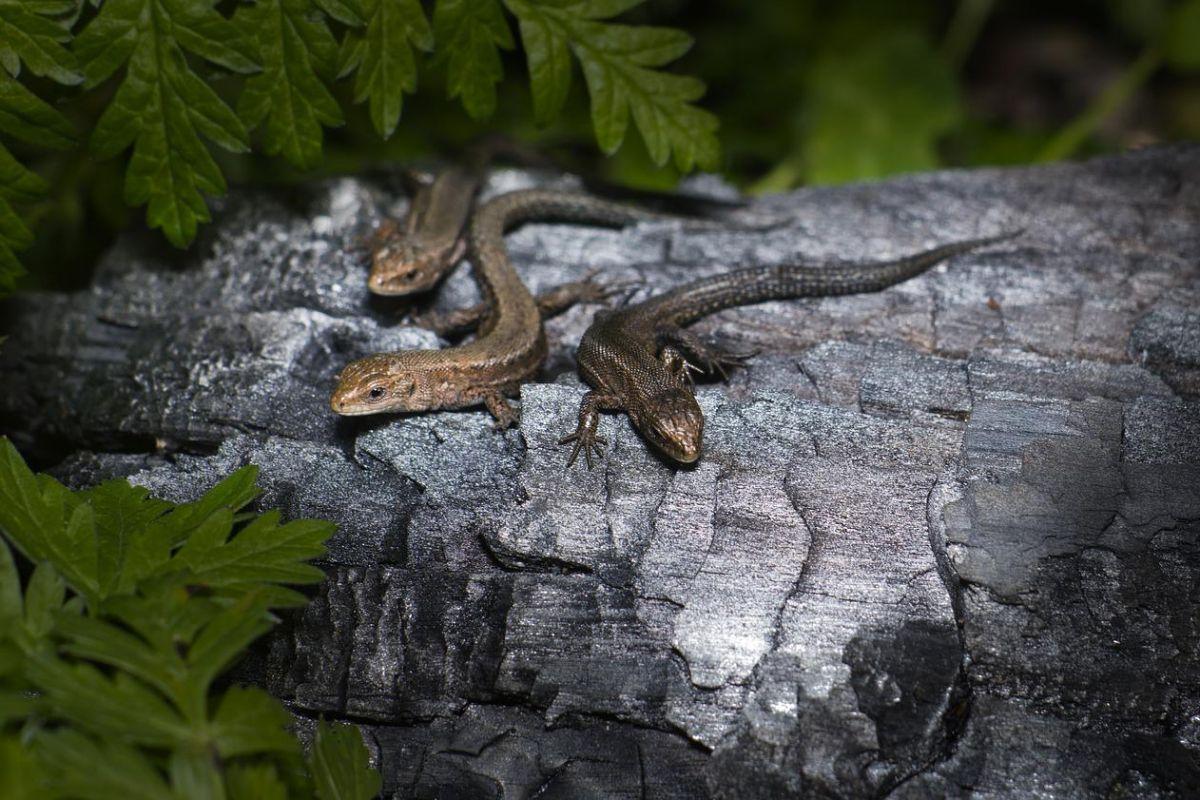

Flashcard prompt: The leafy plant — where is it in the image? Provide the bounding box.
[0,0,80,294]
[1039,0,1200,161]
[798,29,960,185]
[4,0,1200,295]
[0,437,382,800]
[0,0,717,293]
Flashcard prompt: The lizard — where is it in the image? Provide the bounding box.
[361,147,733,329]
[363,134,557,296]
[364,163,479,296]
[558,231,1021,468]
[330,189,690,427]
[364,163,622,330]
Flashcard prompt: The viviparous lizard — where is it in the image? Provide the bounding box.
[365,157,638,328]
[559,231,1021,467]
[366,164,480,296]
[331,189,682,427]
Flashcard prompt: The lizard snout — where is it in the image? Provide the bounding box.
[642,389,704,463]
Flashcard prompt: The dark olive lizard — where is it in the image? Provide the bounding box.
[559,231,1022,467]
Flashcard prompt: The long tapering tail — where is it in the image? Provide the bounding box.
[657,230,1022,325]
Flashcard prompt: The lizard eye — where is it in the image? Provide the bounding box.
[368,386,388,401]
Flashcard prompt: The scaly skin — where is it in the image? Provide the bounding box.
[366,164,479,296]
[408,270,632,337]
[367,166,627,321]
[365,137,540,295]
[364,138,746,299]
[560,231,1021,467]
[331,189,677,427]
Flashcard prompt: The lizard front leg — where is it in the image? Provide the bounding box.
[557,390,623,469]
[661,345,703,387]
[352,218,399,257]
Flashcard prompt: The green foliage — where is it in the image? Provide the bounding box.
[1165,0,1200,70]
[74,0,259,248]
[0,0,81,84]
[801,31,961,185]
[434,0,514,121]
[0,0,79,292]
[0,0,713,292]
[0,437,380,799]
[504,0,719,171]
[338,0,433,139]
[3,0,1199,292]
[312,720,384,800]
[236,0,346,170]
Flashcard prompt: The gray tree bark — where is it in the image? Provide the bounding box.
[2,147,1198,798]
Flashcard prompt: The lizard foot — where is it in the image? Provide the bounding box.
[576,268,643,305]
[657,325,756,381]
[662,345,703,387]
[558,426,607,470]
[534,270,642,318]
[485,393,520,430]
[558,391,621,469]
[407,306,486,337]
[698,345,758,380]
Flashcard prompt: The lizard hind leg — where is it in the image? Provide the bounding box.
[484,392,521,430]
[534,269,642,318]
[411,270,626,338]
[409,303,489,338]
[661,345,703,387]
[655,325,756,381]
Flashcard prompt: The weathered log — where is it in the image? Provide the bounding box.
[2,148,1198,798]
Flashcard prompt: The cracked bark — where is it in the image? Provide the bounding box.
[2,148,1199,798]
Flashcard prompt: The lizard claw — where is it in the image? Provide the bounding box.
[601,277,644,304]
[695,344,758,380]
[557,429,607,470]
[717,347,760,377]
[676,359,703,386]
[661,345,703,387]
[573,269,642,306]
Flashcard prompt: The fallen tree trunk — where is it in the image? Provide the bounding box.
[2,147,1198,798]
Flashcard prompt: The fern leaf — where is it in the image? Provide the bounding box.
[505,0,719,171]
[311,721,381,800]
[0,0,82,83]
[236,0,344,170]
[433,0,514,120]
[337,0,432,138]
[74,0,260,247]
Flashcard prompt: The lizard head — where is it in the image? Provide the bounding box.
[330,353,444,415]
[367,237,456,296]
[636,387,704,463]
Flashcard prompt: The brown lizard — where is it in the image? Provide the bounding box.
[331,189,681,427]
[365,163,479,296]
[364,135,555,296]
[559,231,1021,467]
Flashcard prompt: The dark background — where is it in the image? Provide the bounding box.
[11,0,1200,291]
